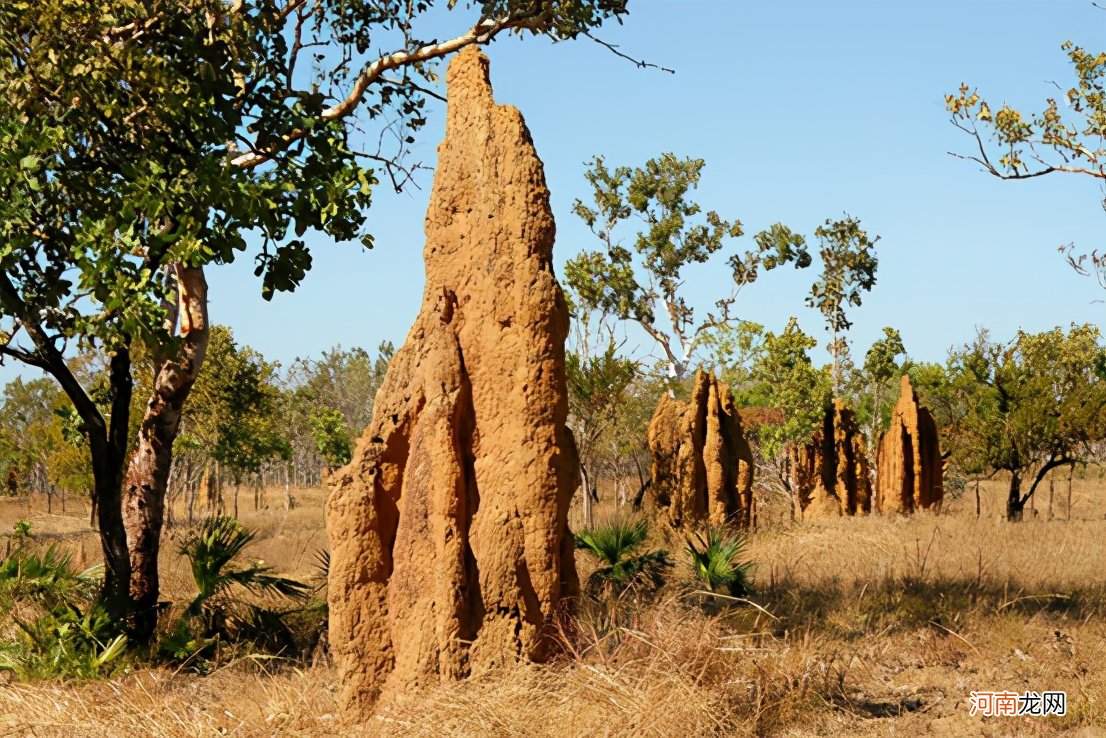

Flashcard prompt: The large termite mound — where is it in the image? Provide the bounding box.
[877,375,943,513]
[791,400,872,518]
[646,370,755,528]
[325,47,579,715]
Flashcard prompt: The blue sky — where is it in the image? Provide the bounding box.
[10,0,1106,385]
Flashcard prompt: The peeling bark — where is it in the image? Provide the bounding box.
[123,265,210,640]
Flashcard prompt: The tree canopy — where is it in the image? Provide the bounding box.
[805,216,880,393]
[566,153,810,380]
[947,38,1106,294]
[948,324,1106,519]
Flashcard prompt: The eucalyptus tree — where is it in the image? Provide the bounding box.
[566,339,637,526]
[947,40,1106,295]
[948,325,1106,520]
[860,326,905,443]
[734,317,831,517]
[805,216,880,394]
[286,342,393,439]
[566,153,811,382]
[0,0,629,637]
[176,325,288,516]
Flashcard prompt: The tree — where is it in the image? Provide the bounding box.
[566,339,638,527]
[947,40,1106,295]
[310,408,353,470]
[286,342,392,439]
[281,342,392,489]
[805,216,880,394]
[566,153,810,381]
[0,377,95,512]
[860,326,906,445]
[904,360,959,432]
[610,375,667,511]
[733,317,831,517]
[948,325,1106,521]
[0,0,627,637]
[0,378,63,503]
[174,326,289,520]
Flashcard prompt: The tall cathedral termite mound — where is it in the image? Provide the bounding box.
[877,375,943,513]
[646,370,755,528]
[790,400,872,518]
[325,47,579,715]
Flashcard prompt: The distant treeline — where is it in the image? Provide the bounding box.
[0,325,392,521]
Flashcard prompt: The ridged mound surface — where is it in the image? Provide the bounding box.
[325,47,579,715]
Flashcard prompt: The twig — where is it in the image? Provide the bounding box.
[687,590,780,620]
[927,620,980,654]
[583,31,675,74]
[997,593,1070,611]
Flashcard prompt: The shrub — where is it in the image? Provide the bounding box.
[575,518,671,596]
[162,516,309,662]
[686,527,754,597]
[0,545,127,679]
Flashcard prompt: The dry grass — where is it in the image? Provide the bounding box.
[2,470,1106,737]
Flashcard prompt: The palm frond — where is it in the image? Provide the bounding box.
[686,527,755,596]
[180,517,258,599]
[575,518,650,567]
[577,518,670,595]
[223,565,310,600]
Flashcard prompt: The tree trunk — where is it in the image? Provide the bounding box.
[203,462,218,514]
[580,465,592,530]
[90,350,135,624]
[974,479,980,518]
[187,478,196,526]
[216,462,223,513]
[1006,472,1023,521]
[92,450,131,620]
[284,463,291,511]
[779,452,798,524]
[122,265,209,642]
[1067,465,1074,521]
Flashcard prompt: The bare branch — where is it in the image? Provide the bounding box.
[0,343,48,371]
[582,31,675,74]
[948,150,1061,180]
[231,13,542,169]
[380,75,448,103]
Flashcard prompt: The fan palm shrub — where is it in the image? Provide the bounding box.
[575,518,671,596]
[162,516,308,661]
[0,544,127,678]
[686,527,754,597]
